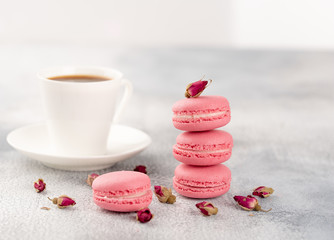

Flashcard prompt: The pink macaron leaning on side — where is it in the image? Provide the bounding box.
[173,130,233,166]
[172,95,231,132]
[92,171,153,212]
[173,164,231,198]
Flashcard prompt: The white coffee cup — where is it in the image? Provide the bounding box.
[38,66,133,156]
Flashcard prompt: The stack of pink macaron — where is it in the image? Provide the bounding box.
[172,95,233,198]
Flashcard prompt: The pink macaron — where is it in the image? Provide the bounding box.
[173,164,231,198]
[92,171,152,212]
[173,130,233,166]
[172,95,231,132]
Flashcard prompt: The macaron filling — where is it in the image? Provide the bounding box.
[173,149,230,159]
[94,189,152,201]
[173,110,229,123]
[174,177,228,188]
[174,148,230,154]
[173,143,232,159]
[93,183,152,204]
[173,177,230,193]
[174,111,226,119]
[174,142,232,151]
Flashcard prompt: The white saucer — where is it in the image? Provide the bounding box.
[7,123,151,171]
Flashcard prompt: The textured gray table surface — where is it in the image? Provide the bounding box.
[1,45,334,240]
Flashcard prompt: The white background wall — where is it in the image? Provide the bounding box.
[232,0,334,49]
[0,0,333,49]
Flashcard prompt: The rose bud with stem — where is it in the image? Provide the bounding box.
[195,201,218,216]
[185,78,212,98]
[48,195,76,209]
[252,186,274,198]
[233,195,271,212]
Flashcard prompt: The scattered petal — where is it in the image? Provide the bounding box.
[252,186,274,198]
[134,165,147,174]
[34,179,46,193]
[136,208,153,223]
[40,207,50,210]
[154,186,176,204]
[185,78,212,98]
[86,173,99,186]
[195,201,218,216]
[233,195,271,212]
[48,195,76,209]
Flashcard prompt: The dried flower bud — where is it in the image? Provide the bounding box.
[195,201,218,216]
[252,186,274,198]
[48,195,76,209]
[86,173,99,186]
[134,165,147,174]
[233,195,271,212]
[154,186,176,204]
[166,194,176,204]
[34,179,46,193]
[136,208,153,223]
[185,79,212,98]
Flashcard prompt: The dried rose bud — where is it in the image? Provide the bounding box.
[166,194,176,204]
[233,195,271,212]
[195,201,218,216]
[154,186,176,204]
[48,195,76,209]
[34,179,46,193]
[252,186,274,198]
[134,165,147,174]
[185,79,212,98]
[86,173,99,186]
[136,208,153,223]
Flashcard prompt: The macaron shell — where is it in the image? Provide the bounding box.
[172,96,231,132]
[173,147,232,166]
[92,171,152,212]
[172,96,230,112]
[174,164,231,187]
[92,171,150,194]
[173,130,233,166]
[173,118,230,132]
[173,164,231,198]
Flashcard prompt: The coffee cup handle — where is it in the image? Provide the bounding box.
[113,78,133,124]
